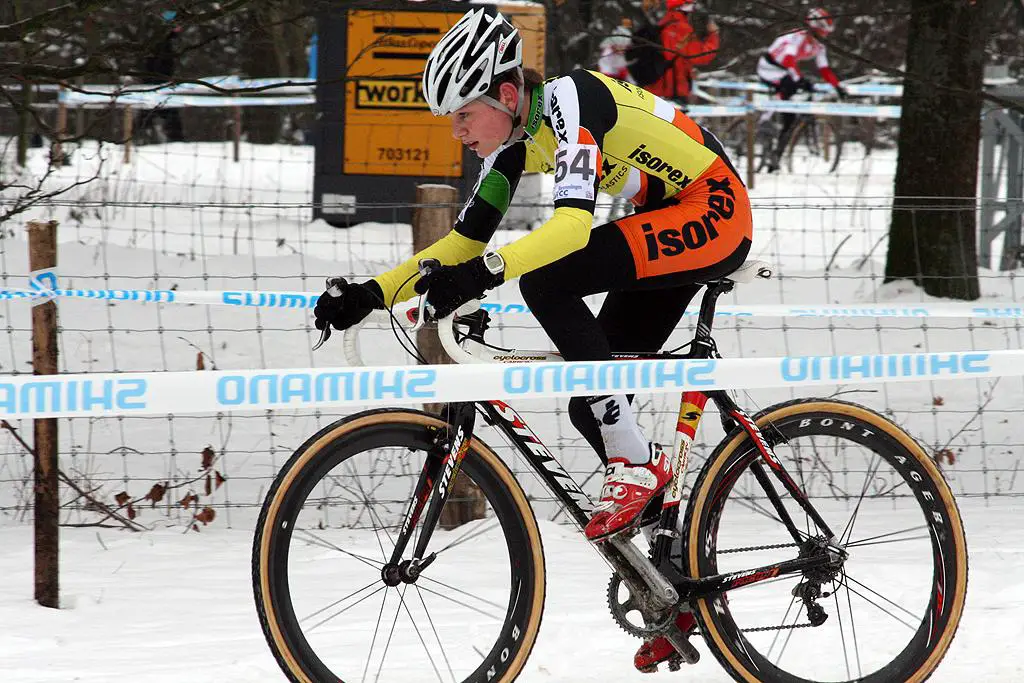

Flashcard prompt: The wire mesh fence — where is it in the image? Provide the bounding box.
[2,185,1023,530]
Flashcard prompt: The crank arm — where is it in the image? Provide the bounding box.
[598,534,680,611]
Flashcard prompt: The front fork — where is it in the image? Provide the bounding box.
[384,402,476,582]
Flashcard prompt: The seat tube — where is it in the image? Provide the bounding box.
[666,391,708,508]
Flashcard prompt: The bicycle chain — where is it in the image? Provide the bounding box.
[716,541,798,554]
[742,622,820,632]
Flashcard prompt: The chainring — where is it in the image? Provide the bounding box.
[606,574,677,638]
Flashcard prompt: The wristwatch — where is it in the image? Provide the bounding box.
[482,250,506,277]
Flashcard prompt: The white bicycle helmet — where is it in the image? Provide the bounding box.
[422,7,523,117]
[806,7,835,36]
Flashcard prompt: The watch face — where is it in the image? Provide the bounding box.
[484,253,504,273]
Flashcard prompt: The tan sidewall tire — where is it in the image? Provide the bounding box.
[686,400,967,683]
[255,410,547,683]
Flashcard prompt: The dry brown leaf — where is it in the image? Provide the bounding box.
[127,504,137,520]
[215,471,226,489]
[114,491,131,507]
[932,396,945,406]
[195,507,216,525]
[934,447,956,465]
[201,446,215,471]
[145,483,167,506]
[196,352,205,371]
[204,473,212,496]
[179,493,198,509]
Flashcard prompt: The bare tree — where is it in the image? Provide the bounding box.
[884,0,1006,299]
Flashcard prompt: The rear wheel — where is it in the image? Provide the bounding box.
[684,399,967,682]
[253,409,547,683]
[784,117,843,173]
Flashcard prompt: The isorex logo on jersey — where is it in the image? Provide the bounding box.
[627,144,692,187]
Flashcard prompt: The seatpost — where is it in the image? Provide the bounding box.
[691,281,733,358]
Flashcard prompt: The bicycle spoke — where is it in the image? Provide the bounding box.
[842,574,920,631]
[301,579,384,628]
[773,601,804,665]
[413,585,458,683]
[294,528,386,571]
[361,586,392,683]
[846,524,930,548]
[397,589,446,683]
[766,594,800,659]
[415,579,506,620]
[307,584,390,635]
[373,585,409,682]
[840,453,885,546]
[845,577,864,678]
[832,583,852,680]
[434,518,501,555]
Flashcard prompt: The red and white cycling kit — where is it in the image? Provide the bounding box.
[756,29,840,89]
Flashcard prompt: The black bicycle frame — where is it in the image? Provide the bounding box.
[389,279,840,599]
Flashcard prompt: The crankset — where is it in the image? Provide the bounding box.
[607,574,677,637]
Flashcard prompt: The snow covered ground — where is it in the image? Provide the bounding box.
[0,501,1021,682]
[1,138,1022,681]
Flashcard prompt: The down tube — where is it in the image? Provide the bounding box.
[482,400,594,528]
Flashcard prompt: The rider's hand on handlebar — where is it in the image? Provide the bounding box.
[796,78,814,93]
[313,279,384,333]
[413,256,503,320]
[834,84,848,101]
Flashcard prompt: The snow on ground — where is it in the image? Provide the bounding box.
[1,139,1023,681]
[0,501,1022,682]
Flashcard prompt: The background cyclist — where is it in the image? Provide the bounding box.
[756,7,847,171]
[313,8,753,672]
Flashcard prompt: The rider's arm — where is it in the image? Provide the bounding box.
[814,47,841,88]
[372,144,527,304]
[495,71,615,279]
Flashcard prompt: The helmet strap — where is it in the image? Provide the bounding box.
[478,69,528,145]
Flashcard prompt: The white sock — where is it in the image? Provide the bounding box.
[588,394,649,465]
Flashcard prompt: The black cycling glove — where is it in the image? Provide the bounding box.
[313,279,384,332]
[413,257,503,320]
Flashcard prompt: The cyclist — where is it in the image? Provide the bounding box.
[313,8,752,671]
[756,7,847,171]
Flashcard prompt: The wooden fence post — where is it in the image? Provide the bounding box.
[122,106,133,164]
[412,184,486,529]
[27,219,59,609]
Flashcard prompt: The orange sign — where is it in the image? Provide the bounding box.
[343,5,547,178]
[344,10,462,177]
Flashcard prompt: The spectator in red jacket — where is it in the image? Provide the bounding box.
[647,0,719,104]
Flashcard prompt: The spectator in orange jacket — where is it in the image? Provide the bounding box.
[647,0,719,103]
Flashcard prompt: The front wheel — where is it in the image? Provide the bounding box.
[684,399,968,683]
[253,409,547,683]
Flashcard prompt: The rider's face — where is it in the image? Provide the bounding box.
[449,99,513,158]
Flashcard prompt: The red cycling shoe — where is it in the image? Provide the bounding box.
[584,444,672,542]
[634,612,698,673]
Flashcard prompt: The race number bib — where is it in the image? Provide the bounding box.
[552,143,599,203]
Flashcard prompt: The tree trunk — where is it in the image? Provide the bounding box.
[884,0,994,300]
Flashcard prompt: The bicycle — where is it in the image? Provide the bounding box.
[252,259,967,682]
[723,92,843,174]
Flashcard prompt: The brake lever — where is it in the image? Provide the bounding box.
[411,258,441,332]
[311,276,347,351]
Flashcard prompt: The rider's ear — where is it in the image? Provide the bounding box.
[499,81,519,113]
